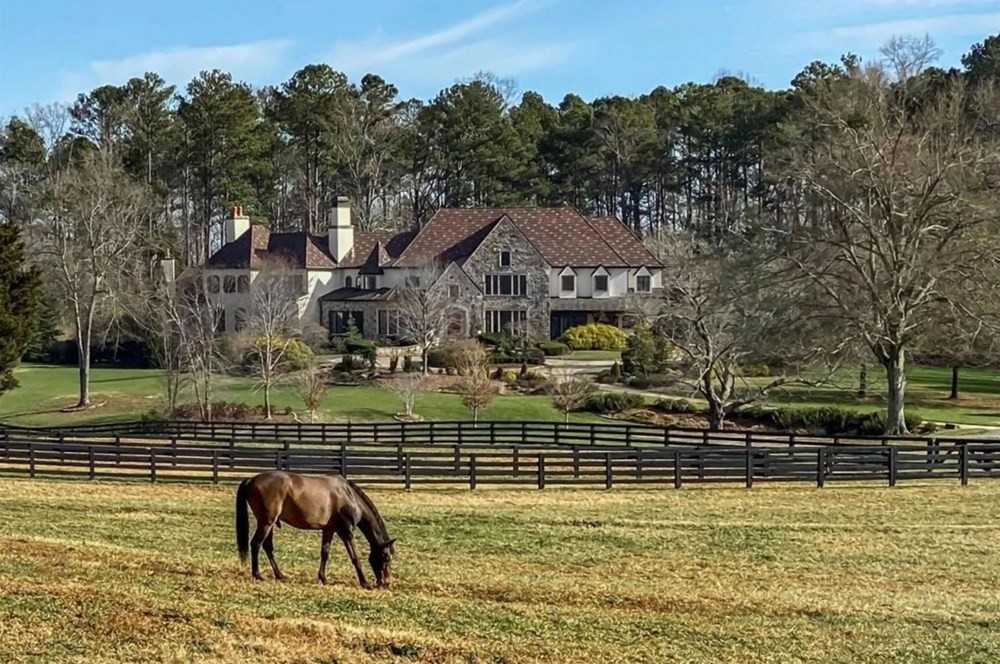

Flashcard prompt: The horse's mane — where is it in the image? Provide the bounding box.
[348,480,390,543]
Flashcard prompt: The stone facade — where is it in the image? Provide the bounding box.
[461,217,550,341]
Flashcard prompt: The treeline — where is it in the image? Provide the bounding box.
[0,33,993,266]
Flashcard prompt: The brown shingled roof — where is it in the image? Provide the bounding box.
[394,207,656,268]
[206,227,413,270]
[586,217,662,267]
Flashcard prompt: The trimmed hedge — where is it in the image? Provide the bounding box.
[561,323,627,351]
[584,392,644,414]
[537,340,570,356]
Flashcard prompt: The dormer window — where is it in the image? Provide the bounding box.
[561,274,575,292]
[361,276,377,290]
[499,250,511,267]
[594,274,608,292]
[636,275,651,292]
[345,276,353,288]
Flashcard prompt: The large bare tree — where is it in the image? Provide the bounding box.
[245,259,303,419]
[38,150,150,408]
[395,264,450,375]
[777,55,1000,433]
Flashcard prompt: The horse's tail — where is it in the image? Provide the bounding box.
[236,477,252,563]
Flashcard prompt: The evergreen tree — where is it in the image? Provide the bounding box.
[0,220,42,398]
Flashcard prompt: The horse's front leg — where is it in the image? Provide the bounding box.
[337,525,371,590]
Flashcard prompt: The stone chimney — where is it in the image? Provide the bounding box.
[328,196,354,262]
[224,205,250,245]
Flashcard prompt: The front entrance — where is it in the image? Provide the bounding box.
[550,311,588,339]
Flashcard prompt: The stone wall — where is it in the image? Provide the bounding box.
[461,218,550,341]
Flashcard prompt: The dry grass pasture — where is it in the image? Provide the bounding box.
[1,479,999,663]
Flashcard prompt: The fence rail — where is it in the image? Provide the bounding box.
[1,421,998,489]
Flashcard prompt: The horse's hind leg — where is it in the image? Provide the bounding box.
[336,523,371,590]
[250,521,277,581]
[262,530,284,581]
[317,528,333,585]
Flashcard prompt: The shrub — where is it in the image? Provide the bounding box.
[626,376,650,390]
[402,355,414,373]
[609,361,621,380]
[519,362,528,377]
[334,354,364,372]
[736,363,771,378]
[388,355,399,373]
[537,340,570,356]
[585,391,644,414]
[427,343,463,369]
[524,348,546,365]
[561,323,627,351]
[243,337,314,372]
[501,369,518,384]
[654,398,701,414]
[734,404,924,435]
[492,366,504,380]
[517,371,549,394]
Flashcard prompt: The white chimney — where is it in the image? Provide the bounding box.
[328,196,354,262]
[224,205,250,245]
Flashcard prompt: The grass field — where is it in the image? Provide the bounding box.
[0,364,602,427]
[1,479,999,662]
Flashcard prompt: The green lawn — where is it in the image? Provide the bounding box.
[2,478,999,662]
[0,364,602,427]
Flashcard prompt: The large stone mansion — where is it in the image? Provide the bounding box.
[204,198,663,341]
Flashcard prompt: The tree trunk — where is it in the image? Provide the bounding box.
[564,410,570,424]
[76,342,91,408]
[422,347,429,375]
[473,406,479,423]
[857,364,867,399]
[881,347,907,435]
[263,382,272,420]
[707,398,725,431]
[949,366,959,400]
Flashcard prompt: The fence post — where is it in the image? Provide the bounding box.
[212,450,219,484]
[283,440,291,470]
[115,434,121,465]
[453,445,460,474]
[664,428,671,446]
[429,421,435,445]
[960,443,969,486]
[816,448,825,488]
[745,431,752,449]
[537,454,545,490]
[673,449,682,489]
[573,446,580,479]
[605,453,613,489]
[229,437,235,469]
[590,423,596,446]
[89,447,95,481]
[396,443,403,473]
[150,450,157,483]
[340,442,347,478]
[555,423,561,446]
[745,449,753,488]
[635,449,643,481]
[470,454,477,490]
[171,436,178,467]
[275,449,281,470]
[347,421,353,446]
[490,421,496,445]
[513,446,520,478]
[29,443,35,478]
[404,454,411,491]
[888,447,898,487]
[625,426,633,447]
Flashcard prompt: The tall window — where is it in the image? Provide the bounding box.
[449,284,460,298]
[561,274,575,292]
[360,275,377,289]
[499,250,511,267]
[223,275,237,294]
[207,275,220,294]
[329,310,364,335]
[484,274,527,296]
[345,276,353,288]
[237,274,250,293]
[377,309,399,337]
[485,310,527,335]
[234,308,247,332]
[594,274,608,292]
[636,275,651,293]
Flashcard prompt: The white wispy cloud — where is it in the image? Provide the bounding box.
[789,11,1000,51]
[324,0,573,89]
[59,39,293,98]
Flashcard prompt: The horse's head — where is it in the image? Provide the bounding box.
[369,538,396,587]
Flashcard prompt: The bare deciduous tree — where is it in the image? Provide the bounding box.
[37,150,150,408]
[388,372,425,421]
[548,370,594,424]
[777,59,1000,433]
[295,364,328,422]
[453,340,497,422]
[395,264,450,375]
[245,259,303,419]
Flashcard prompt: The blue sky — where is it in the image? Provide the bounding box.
[1,0,997,115]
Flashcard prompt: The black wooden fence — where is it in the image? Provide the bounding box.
[1,420,998,488]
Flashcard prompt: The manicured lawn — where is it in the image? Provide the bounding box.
[0,364,602,427]
[1,478,999,662]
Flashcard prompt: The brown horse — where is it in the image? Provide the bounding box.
[235,471,396,588]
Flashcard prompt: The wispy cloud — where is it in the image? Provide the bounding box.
[59,39,292,98]
[325,0,573,89]
[790,11,1000,51]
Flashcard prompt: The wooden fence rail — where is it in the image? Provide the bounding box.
[1,433,998,489]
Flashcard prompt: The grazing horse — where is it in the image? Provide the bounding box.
[235,471,396,588]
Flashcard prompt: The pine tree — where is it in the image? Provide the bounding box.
[0,220,42,398]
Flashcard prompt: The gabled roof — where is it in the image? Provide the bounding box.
[318,287,396,302]
[206,226,412,270]
[586,216,662,267]
[393,206,662,268]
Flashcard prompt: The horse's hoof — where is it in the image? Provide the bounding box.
[274,575,286,582]
[317,576,326,585]
[360,582,372,590]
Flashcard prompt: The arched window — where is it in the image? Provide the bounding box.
[345,276,353,288]
[207,275,220,294]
